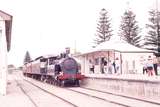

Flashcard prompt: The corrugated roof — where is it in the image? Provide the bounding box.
[78,39,153,56]
[95,40,153,53]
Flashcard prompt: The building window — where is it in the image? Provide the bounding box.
[95,58,99,65]
[133,60,135,69]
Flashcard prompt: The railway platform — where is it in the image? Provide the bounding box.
[82,73,160,104]
[0,72,35,107]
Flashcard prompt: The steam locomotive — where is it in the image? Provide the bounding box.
[23,54,84,86]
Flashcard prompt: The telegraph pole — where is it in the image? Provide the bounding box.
[74,40,77,54]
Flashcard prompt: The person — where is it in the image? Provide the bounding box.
[89,60,94,73]
[108,60,113,74]
[143,59,147,75]
[91,64,94,73]
[157,64,160,75]
[101,60,105,74]
[55,64,61,75]
[146,56,155,76]
[115,57,120,74]
[54,63,61,81]
[103,61,108,74]
[112,61,116,73]
[153,56,158,75]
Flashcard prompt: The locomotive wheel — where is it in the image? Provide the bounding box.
[54,80,58,86]
[40,76,45,81]
[61,80,65,87]
[54,80,57,85]
[75,80,80,86]
[40,76,43,81]
[57,79,61,86]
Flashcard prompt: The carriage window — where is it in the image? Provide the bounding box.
[49,58,54,65]
[40,58,48,67]
[40,58,47,62]
[49,57,57,65]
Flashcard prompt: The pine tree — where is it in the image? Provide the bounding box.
[94,8,113,45]
[144,9,160,51]
[23,51,32,64]
[119,9,141,47]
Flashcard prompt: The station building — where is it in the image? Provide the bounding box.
[74,40,153,75]
[74,40,160,101]
[0,10,12,95]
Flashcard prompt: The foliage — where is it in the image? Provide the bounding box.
[144,9,160,51]
[94,8,113,45]
[119,9,141,47]
[23,51,32,64]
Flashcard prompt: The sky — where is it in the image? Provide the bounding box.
[0,0,158,67]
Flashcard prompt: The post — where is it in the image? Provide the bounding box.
[156,0,160,53]
[0,22,8,95]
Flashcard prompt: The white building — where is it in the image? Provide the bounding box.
[0,10,12,95]
[74,40,153,75]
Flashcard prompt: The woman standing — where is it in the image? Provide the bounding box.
[146,56,155,76]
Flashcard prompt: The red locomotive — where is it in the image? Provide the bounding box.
[23,54,85,86]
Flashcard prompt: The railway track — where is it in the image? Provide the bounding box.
[25,80,78,107]
[15,80,39,107]
[65,87,130,107]
[23,77,160,107]
[16,79,78,107]
[67,87,160,107]
[24,78,127,107]
[80,87,160,105]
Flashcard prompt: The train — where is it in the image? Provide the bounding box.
[23,54,85,86]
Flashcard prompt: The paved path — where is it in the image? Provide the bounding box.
[0,72,35,107]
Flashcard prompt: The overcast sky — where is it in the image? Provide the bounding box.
[0,0,158,66]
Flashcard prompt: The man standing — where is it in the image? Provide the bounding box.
[153,56,158,75]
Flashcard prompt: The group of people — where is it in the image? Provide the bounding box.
[89,58,120,74]
[89,56,160,76]
[102,58,120,74]
[143,56,159,76]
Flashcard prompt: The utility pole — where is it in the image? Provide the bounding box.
[74,40,77,54]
